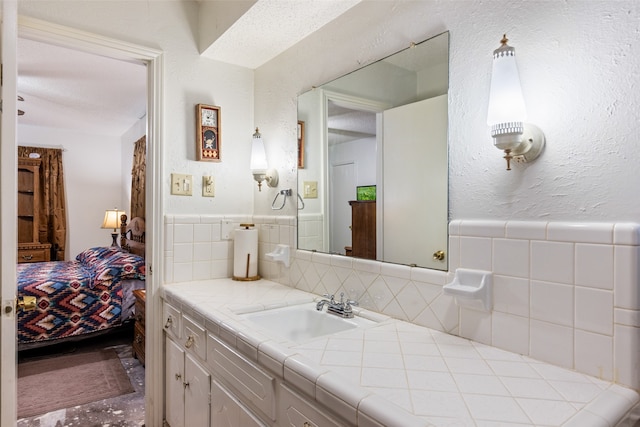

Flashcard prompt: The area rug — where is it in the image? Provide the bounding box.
[18,348,134,419]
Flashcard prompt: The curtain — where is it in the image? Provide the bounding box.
[18,146,66,261]
[130,135,146,220]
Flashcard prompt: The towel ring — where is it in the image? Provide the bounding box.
[271,189,292,210]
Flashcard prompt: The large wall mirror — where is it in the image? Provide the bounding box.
[297,31,449,271]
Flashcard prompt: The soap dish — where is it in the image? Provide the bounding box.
[443,268,492,311]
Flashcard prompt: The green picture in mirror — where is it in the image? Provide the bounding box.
[357,185,376,201]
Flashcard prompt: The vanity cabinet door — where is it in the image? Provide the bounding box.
[165,337,211,427]
[184,353,211,427]
[278,384,345,427]
[166,338,185,427]
[210,379,266,427]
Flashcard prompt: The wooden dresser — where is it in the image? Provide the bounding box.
[132,289,146,365]
[349,200,376,259]
[17,158,51,263]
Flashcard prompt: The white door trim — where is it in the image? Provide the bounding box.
[1,1,20,424]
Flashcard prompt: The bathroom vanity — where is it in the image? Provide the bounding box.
[161,279,640,427]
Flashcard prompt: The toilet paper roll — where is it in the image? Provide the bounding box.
[232,226,260,281]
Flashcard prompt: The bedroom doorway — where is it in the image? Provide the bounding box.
[1,15,164,426]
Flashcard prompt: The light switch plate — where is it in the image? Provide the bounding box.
[303,181,318,198]
[221,220,234,240]
[171,173,193,196]
[202,176,215,197]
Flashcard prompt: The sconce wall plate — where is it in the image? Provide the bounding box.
[494,123,545,167]
[253,168,279,191]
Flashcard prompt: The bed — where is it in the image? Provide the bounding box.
[17,216,146,349]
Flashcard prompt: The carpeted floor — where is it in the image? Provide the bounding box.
[17,328,145,427]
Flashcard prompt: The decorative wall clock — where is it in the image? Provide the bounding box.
[196,104,221,161]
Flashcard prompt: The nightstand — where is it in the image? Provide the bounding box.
[132,289,146,365]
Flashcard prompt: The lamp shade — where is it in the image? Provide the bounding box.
[487,36,527,127]
[101,209,125,232]
[250,128,268,173]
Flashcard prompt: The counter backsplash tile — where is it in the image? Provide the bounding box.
[164,215,640,390]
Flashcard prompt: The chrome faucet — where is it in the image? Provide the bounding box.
[316,294,335,311]
[316,292,358,318]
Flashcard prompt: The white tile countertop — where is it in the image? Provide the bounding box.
[161,278,640,427]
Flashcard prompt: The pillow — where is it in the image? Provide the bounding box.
[76,246,118,264]
[76,246,145,287]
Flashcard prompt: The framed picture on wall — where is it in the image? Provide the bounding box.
[196,104,221,161]
[297,120,305,168]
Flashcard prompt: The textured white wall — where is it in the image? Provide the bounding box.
[255,0,640,222]
[18,0,256,217]
[16,1,640,223]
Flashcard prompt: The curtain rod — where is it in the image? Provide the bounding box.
[19,144,67,151]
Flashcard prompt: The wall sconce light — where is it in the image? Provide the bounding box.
[101,208,125,246]
[250,127,278,191]
[487,34,545,170]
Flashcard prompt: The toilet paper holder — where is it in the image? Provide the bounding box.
[265,244,290,267]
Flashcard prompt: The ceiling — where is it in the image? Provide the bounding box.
[16,0,362,137]
[17,38,147,137]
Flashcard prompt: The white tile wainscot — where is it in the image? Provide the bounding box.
[165,216,640,393]
[161,279,640,427]
[449,220,640,392]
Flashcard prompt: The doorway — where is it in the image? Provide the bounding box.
[16,36,146,424]
[2,16,163,426]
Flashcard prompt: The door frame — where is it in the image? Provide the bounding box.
[2,15,165,425]
[320,90,389,256]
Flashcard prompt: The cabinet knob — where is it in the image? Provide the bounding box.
[164,316,173,329]
[185,335,195,348]
[135,334,143,344]
[433,250,446,261]
[183,381,190,389]
[175,373,182,381]
[23,255,33,261]
[303,422,311,427]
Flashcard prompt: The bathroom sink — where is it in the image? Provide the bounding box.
[240,302,377,342]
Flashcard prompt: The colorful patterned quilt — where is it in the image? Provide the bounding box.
[17,246,145,346]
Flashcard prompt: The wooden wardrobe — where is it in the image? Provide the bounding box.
[17,158,51,263]
[348,200,376,260]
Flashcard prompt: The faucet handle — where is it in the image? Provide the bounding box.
[323,293,335,302]
[347,299,358,306]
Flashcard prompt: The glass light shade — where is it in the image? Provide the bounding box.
[250,129,268,174]
[101,209,125,232]
[487,41,527,127]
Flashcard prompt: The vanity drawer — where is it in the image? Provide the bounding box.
[162,301,182,339]
[182,314,206,360]
[278,383,344,427]
[207,334,276,421]
[211,379,267,427]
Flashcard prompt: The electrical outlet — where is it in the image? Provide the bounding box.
[303,181,318,198]
[171,173,193,196]
[202,176,215,197]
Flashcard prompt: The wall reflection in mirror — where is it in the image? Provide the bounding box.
[297,31,449,271]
